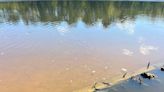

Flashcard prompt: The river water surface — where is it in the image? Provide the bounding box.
[0,1,164,92]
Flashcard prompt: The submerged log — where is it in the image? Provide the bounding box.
[140,72,155,79]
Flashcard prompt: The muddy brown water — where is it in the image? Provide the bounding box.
[0,1,164,92]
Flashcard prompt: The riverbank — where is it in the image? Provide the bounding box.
[75,66,155,92]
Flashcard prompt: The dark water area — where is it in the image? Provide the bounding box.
[98,69,164,92]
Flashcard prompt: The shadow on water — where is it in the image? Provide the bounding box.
[96,69,164,92]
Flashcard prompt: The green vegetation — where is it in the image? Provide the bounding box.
[0,1,164,26]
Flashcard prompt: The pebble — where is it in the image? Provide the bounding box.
[65,68,70,71]
[121,68,127,72]
[104,66,108,70]
[70,80,73,83]
[92,70,96,74]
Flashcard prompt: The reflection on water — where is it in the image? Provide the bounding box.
[0,1,164,92]
[1,1,164,26]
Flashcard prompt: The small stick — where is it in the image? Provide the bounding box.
[147,62,150,69]
[92,82,99,91]
[102,82,111,86]
[122,72,127,78]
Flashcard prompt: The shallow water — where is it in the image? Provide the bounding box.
[0,1,164,92]
[98,69,164,92]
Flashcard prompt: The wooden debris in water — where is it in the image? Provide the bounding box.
[161,67,164,71]
[161,65,164,71]
[91,82,112,91]
[141,72,155,79]
[147,62,150,69]
[122,72,127,78]
[102,82,112,86]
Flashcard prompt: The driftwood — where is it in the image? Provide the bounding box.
[141,72,155,79]
[122,72,127,78]
[147,62,150,69]
[161,67,164,71]
[92,82,111,92]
